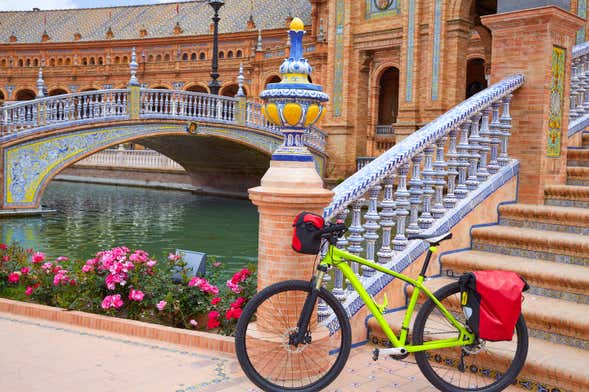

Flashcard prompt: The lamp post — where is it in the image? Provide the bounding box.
[208,0,224,95]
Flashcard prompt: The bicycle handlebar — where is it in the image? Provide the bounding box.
[318,223,347,238]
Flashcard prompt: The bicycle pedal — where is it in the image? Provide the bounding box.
[372,348,379,361]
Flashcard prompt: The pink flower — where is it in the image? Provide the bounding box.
[227,279,241,294]
[146,260,157,268]
[190,319,198,327]
[101,294,124,310]
[55,256,69,263]
[82,264,94,273]
[212,261,222,267]
[156,300,167,311]
[31,252,45,263]
[53,270,69,286]
[168,253,181,261]
[0,244,7,250]
[1,256,9,262]
[211,297,221,305]
[7,272,20,283]
[25,286,34,296]
[41,262,53,272]
[20,267,30,275]
[128,289,144,302]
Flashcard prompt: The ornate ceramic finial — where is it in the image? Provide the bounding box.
[36,68,46,98]
[105,26,114,39]
[260,16,329,162]
[236,62,245,97]
[256,29,263,52]
[41,30,50,42]
[128,47,139,86]
[318,18,325,42]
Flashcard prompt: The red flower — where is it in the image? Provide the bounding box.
[231,297,246,309]
[225,307,242,320]
[0,244,7,250]
[7,272,20,283]
[206,311,221,329]
[211,297,221,305]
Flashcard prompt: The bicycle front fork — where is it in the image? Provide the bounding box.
[291,266,328,346]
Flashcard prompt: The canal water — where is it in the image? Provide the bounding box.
[0,182,259,276]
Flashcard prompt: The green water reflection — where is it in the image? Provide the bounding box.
[0,182,259,275]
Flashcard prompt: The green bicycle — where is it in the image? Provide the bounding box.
[235,223,528,392]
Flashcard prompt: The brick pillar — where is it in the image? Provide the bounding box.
[483,7,584,204]
[249,162,332,290]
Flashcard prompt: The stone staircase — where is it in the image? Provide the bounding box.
[367,131,589,391]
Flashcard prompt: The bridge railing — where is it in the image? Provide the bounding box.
[0,89,129,137]
[569,41,589,137]
[74,148,185,171]
[320,75,524,319]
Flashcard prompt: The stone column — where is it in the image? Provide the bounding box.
[249,18,333,291]
[483,7,583,204]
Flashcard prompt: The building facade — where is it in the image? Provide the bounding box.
[0,0,587,178]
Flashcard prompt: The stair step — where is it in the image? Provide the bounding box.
[367,278,589,391]
[544,184,589,208]
[567,166,589,185]
[441,250,589,303]
[498,203,589,234]
[567,148,589,167]
[471,225,589,265]
[583,132,589,147]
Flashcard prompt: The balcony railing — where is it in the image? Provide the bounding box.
[375,124,394,136]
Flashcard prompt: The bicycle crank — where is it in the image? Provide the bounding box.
[372,347,408,361]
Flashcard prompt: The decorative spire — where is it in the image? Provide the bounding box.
[128,47,139,87]
[105,26,114,39]
[256,29,263,52]
[36,68,46,98]
[236,62,245,97]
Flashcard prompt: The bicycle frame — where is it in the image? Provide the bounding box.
[318,244,475,352]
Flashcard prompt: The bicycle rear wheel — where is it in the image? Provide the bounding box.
[235,280,351,392]
[413,282,528,392]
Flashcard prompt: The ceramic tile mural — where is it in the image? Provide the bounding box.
[548,46,566,157]
[365,0,401,19]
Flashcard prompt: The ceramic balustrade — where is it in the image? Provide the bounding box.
[321,74,525,307]
[74,148,184,171]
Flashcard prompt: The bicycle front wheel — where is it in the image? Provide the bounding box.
[413,282,528,392]
[235,280,351,392]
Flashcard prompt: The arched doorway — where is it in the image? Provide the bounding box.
[264,75,281,88]
[185,84,209,93]
[378,67,400,126]
[465,58,487,98]
[220,84,239,97]
[15,89,36,101]
[0,90,4,105]
[49,88,68,96]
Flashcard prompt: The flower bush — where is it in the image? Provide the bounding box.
[0,243,256,336]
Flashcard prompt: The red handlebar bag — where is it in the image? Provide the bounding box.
[459,270,529,341]
[292,212,325,255]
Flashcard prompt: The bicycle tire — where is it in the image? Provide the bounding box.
[413,282,528,392]
[235,280,351,392]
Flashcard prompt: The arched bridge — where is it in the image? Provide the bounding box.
[0,88,327,210]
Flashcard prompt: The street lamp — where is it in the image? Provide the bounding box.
[208,0,224,95]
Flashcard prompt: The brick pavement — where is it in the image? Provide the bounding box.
[0,312,521,392]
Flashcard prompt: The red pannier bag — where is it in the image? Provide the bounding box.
[292,212,325,255]
[459,270,529,341]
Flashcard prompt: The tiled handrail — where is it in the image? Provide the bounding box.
[319,74,524,319]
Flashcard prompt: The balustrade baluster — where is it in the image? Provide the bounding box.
[582,55,589,114]
[122,94,127,115]
[477,108,491,182]
[31,105,38,127]
[419,145,435,228]
[217,99,222,120]
[488,101,501,174]
[332,210,349,302]
[76,97,82,119]
[18,106,24,127]
[392,162,410,252]
[455,120,471,199]
[432,136,448,218]
[466,113,482,190]
[377,175,396,265]
[570,58,580,119]
[498,95,512,167]
[361,184,381,278]
[347,199,365,289]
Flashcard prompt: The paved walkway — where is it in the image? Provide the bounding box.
[0,312,518,392]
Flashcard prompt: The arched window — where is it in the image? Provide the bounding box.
[57,58,63,66]
[199,52,206,60]
[49,88,68,96]
[148,55,153,62]
[122,56,129,63]
[89,57,96,65]
[227,50,234,59]
[220,83,239,97]
[0,59,6,67]
[114,56,120,64]
[18,59,23,67]
[15,88,36,100]
[378,67,400,125]
[49,58,56,66]
[236,50,243,58]
[265,75,281,87]
[156,54,162,62]
[25,59,31,67]
[65,58,71,66]
[164,54,170,61]
[182,53,188,61]
[191,53,197,60]
[185,84,208,93]
[219,51,225,59]
[82,57,88,65]
[0,90,4,103]
[98,57,104,65]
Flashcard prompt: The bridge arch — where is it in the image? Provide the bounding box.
[1,120,325,210]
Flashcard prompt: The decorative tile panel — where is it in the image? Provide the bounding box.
[547,46,565,157]
[405,0,416,102]
[333,0,345,117]
[431,0,443,101]
[365,0,401,19]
